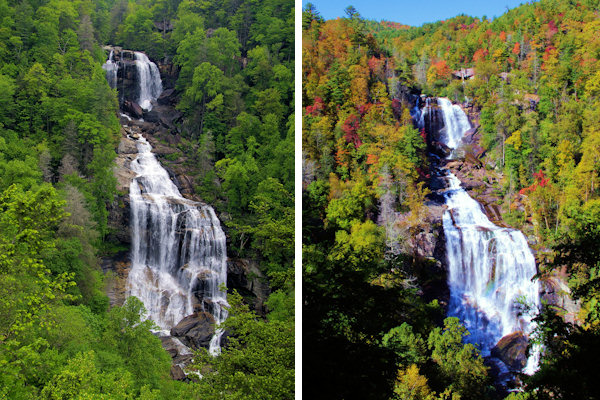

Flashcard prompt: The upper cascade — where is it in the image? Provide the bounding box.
[433,98,540,374]
[101,50,118,89]
[134,52,163,111]
[437,97,471,151]
[101,48,163,111]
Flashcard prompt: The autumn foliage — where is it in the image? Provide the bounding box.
[519,169,550,195]
[341,114,362,147]
[305,97,324,116]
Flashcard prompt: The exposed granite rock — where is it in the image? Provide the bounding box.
[540,269,580,324]
[101,254,131,307]
[157,60,178,90]
[160,335,194,380]
[114,144,137,192]
[227,259,271,315]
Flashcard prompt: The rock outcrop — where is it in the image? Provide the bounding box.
[540,268,580,324]
[491,331,530,371]
[227,259,271,315]
[101,252,131,307]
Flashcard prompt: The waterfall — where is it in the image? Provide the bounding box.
[102,50,118,89]
[134,52,163,111]
[102,48,228,355]
[435,98,540,373]
[127,135,228,355]
[437,98,471,151]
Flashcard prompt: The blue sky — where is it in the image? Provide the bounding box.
[302,0,533,27]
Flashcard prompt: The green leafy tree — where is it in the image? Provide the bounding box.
[427,318,490,399]
[179,62,226,137]
[100,297,171,389]
[382,323,427,367]
[189,291,294,400]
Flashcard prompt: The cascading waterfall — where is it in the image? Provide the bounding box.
[102,50,118,89]
[437,98,471,151]
[127,135,229,355]
[102,48,228,355]
[134,52,163,111]
[435,97,540,373]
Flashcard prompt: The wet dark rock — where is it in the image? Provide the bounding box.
[170,311,216,349]
[227,259,270,315]
[431,141,452,158]
[143,108,161,123]
[491,331,529,371]
[157,88,176,105]
[124,100,144,119]
[161,336,180,358]
[484,356,515,396]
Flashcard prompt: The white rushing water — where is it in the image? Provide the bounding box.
[437,98,471,151]
[435,98,540,373]
[134,52,163,111]
[127,135,229,355]
[102,50,118,89]
[103,48,228,355]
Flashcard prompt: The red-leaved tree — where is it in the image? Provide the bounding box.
[342,114,362,148]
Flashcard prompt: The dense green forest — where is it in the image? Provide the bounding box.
[303,1,600,399]
[0,0,294,398]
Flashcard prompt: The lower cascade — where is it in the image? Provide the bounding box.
[128,136,228,355]
[430,98,540,374]
[103,49,228,355]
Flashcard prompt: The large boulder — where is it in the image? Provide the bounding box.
[124,100,144,119]
[431,141,452,158]
[170,312,216,349]
[491,331,529,371]
[170,365,186,381]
